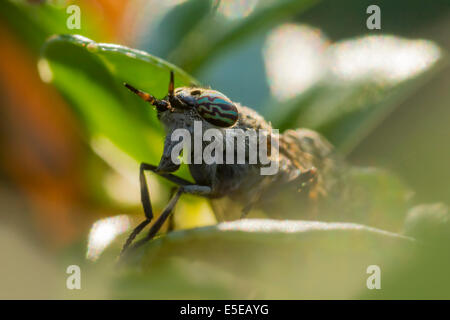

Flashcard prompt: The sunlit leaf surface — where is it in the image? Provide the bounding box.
[87,215,131,261]
[114,219,415,299]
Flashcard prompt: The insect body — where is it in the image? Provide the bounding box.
[121,72,343,256]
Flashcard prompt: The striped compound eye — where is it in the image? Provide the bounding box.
[195,90,238,127]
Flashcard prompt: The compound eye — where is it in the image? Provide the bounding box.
[195,91,238,127]
[190,89,201,96]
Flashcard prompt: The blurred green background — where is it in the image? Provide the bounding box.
[0,0,449,299]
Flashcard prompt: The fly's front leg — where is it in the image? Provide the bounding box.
[127,189,183,253]
[167,187,177,232]
[121,163,191,256]
[120,164,153,254]
[164,184,213,231]
[128,184,213,252]
[120,163,213,257]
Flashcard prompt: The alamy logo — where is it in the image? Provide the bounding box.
[66,5,81,30]
[170,121,279,175]
[366,5,381,30]
[66,265,81,290]
[366,265,381,289]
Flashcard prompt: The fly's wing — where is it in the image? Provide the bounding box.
[275,129,412,229]
[209,129,346,221]
[278,128,345,197]
[247,128,347,220]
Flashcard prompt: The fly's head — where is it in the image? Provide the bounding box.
[125,71,239,133]
[124,71,239,172]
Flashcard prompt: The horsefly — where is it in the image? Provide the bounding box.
[120,71,344,257]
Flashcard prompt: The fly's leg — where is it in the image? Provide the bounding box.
[121,163,191,255]
[126,184,213,253]
[240,204,253,219]
[121,163,183,255]
[125,189,183,254]
[296,167,321,220]
[298,167,318,192]
[120,163,212,257]
[167,187,177,232]
[166,185,212,230]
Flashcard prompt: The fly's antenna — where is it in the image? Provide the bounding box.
[124,83,169,111]
[168,70,175,98]
[167,70,181,108]
[124,83,156,104]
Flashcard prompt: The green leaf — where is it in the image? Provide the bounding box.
[41,34,198,167]
[344,167,413,231]
[116,219,415,299]
[362,203,450,299]
[0,0,105,54]
[140,0,214,59]
[170,0,319,72]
